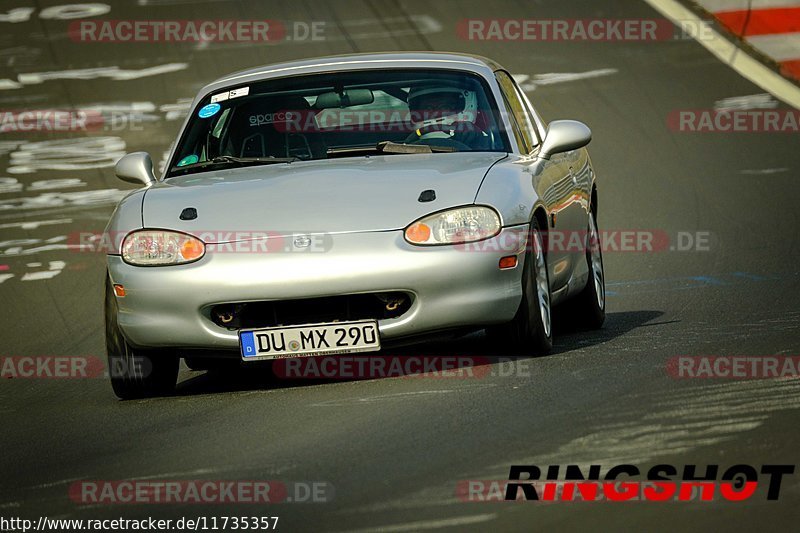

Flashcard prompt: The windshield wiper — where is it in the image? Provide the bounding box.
[211,155,298,165]
[378,141,456,154]
[326,142,456,158]
[170,155,297,174]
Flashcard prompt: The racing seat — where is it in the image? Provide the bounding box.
[222,96,326,160]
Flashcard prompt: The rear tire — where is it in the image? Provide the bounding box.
[487,218,553,354]
[573,210,606,329]
[105,276,178,399]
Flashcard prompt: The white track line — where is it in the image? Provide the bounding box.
[643,0,800,109]
[748,32,800,61]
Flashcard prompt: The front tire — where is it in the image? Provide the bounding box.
[573,211,606,329]
[105,276,178,399]
[487,218,553,354]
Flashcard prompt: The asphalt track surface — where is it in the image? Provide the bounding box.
[1,1,799,531]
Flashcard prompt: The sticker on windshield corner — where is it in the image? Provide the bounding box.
[229,87,249,99]
[211,87,249,104]
[177,155,199,167]
[198,103,221,119]
[210,92,230,103]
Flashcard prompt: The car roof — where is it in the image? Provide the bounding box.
[199,52,505,97]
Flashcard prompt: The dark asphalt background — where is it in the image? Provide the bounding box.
[1,0,799,531]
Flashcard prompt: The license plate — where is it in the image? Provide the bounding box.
[239,320,380,361]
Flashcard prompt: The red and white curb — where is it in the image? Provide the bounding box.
[694,0,800,81]
[644,0,800,108]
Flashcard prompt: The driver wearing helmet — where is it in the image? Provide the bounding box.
[406,84,490,150]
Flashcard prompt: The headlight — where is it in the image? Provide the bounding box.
[122,230,205,266]
[405,206,501,245]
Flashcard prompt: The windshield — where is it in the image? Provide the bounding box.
[167,69,510,178]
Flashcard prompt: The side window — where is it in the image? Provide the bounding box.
[211,108,231,139]
[498,91,527,153]
[197,108,231,161]
[495,71,537,153]
[517,89,546,143]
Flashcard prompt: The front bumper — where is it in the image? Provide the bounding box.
[107,227,527,351]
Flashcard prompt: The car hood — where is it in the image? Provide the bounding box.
[143,152,506,242]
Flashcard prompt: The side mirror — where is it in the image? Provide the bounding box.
[115,152,156,186]
[539,120,592,160]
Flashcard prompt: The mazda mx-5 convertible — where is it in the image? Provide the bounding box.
[104,52,605,399]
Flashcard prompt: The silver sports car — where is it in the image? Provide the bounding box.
[105,52,605,399]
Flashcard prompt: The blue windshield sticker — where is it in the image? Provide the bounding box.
[198,103,221,119]
[177,155,199,167]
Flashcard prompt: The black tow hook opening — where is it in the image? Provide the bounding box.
[209,292,413,330]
